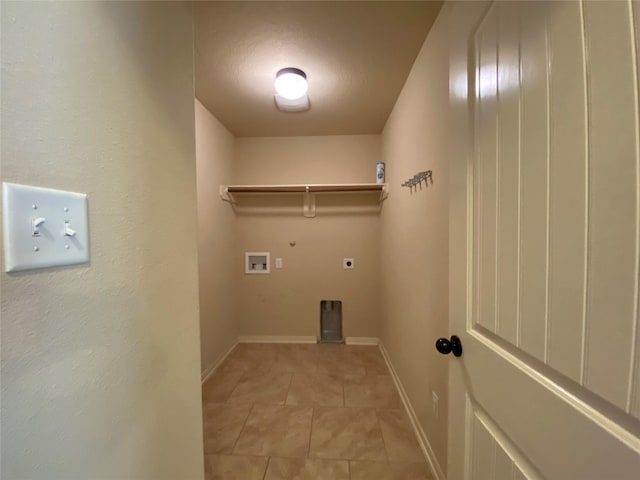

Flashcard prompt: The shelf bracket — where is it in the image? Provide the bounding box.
[303,186,316,218]
[219,185,235,204]
[380,184,389,202]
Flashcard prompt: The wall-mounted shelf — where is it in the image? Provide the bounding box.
[220,183,388,218]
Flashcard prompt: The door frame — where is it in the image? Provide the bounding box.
[448,1,490,478]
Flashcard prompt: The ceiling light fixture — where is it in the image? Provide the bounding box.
[274,67,308,100]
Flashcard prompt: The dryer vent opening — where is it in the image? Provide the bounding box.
[320,300,343,343]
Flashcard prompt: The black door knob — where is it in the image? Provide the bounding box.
[435,335,462,357]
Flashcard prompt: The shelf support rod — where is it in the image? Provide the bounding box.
[303,185,316,218]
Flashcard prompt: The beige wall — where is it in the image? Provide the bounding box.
[380,5,450,472]
[233,136,382,339]
[1,3,204,479]
[195,99,239,376]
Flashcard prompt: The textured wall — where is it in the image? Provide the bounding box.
[1,2,204,479]
[195,99,239,376]
[233,135,382,339]
[380,6,450,473]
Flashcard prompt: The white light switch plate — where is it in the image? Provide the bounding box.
[3,182,89,272]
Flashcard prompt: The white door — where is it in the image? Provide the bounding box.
[448,1,640,478]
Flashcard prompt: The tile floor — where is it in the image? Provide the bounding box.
[201,343,433,480]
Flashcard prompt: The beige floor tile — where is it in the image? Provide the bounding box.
[235,343,279,356]
[219,344,276,374]
[349,460,432,480]
[377,409,425,461]
[276,343,320,354]
[201,344,426,479]
[264,457,349,480]
[204,454,268,480]
[233,404,313,457]
[349,346,390,375]
[344,375,402,409]
[227,371,292,405]
[272,349,319,374]
[285,373,344,407]
[309,407,387,461]
[317,348,367,379]
[342,345,379,357]
[203,403,252,454]
[202,371,245,403]
[316,343,345,353]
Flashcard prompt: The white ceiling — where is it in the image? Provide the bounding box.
[194,1,443,138]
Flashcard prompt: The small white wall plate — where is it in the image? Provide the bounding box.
[343,258,354,269]
[3,182,89,272]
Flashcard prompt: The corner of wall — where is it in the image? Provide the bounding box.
[194,98,240,377]
[379,5,451,473]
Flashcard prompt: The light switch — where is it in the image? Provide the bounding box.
[275,257,283,269]
[3,182,89,272]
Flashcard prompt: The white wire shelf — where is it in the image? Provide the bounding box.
[219,183,388,217]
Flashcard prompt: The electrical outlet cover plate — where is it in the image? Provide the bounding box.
[3,182,89,272]
[343,258,354,269]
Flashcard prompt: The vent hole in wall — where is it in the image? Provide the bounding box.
[320,300,343,343]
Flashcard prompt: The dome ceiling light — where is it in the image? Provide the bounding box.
[274,67,310,112]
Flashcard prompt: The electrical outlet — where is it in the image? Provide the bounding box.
[275,257,283,269]
[343,258,354,269]
[432,391,439,418]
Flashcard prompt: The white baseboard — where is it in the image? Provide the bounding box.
[378,342,446,480]
[345,336,379,346]
[201,340,238,385]
[237,335,318,344]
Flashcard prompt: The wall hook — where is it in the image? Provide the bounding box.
[401,170,433,190]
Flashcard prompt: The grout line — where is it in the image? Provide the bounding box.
[284,372,294,406]
[261,456,270,480]
[342,377,346,408]
[307,406,315,460]
[374,409,391,462]
[225,371,247,404]
[230,403,255,455]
